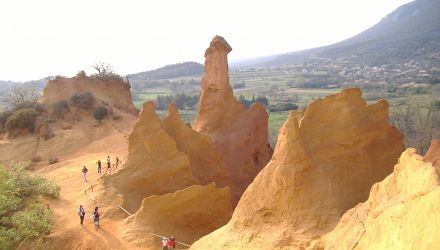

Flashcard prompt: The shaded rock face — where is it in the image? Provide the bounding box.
[424,139,440,169]
[323,147,440,250]
[194,36,273,204]
[191,88,405,250]
[121,184,232,248]
[40,75,137,114]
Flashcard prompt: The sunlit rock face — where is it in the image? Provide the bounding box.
[194,35,273,204]
[40,75,137,114]
[323,146,440,250]
[191,88,405,250]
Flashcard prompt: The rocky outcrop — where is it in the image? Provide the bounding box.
[194,36,272,204]
[323,146,440,250]
[191,88,405,249]
[40,74,137,114]
[162,103,229,187]
[121,184,232,249]
[99,102,198,212]
[89,101,233,247]
[424,139,440,169]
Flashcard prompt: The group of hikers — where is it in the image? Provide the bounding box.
[77,205,101,230]
[162,236,176,250]
[81,155,122,182]
[79,155,180,248]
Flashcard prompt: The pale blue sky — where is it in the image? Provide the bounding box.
[0,0,413,81]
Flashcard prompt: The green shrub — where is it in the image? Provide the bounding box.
[70,92,95,110]
[5,108,38,132]
[0,163,59,249]
[93,106,108,122]
[53,100,69,119]
[14,101,45,113]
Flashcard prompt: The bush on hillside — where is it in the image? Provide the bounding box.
[93,106,108,123]
[91,62,123,81]
[76,70,86,78]
[70,92,95,110]
[48,158,58,165]
[52,100,69,119]
[0,102,44,133]
[5,108,39,132]
[0,163,59,249]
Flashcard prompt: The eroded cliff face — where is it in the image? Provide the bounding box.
[162,103,229,187]
[424,139,440,169]
[40,74,137,114]
[89,101,232,248]
[191,88,405,250]
[121,184,232,248]
[194,36,273,204]
[323,146,440,250]
[99,102,198,212]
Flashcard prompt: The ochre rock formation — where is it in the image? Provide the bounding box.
[162,103,230,186]
[89,101,233,247]
[323,146,440,250]
[99,102,198,212]
[424,139,440,168]
[40,74,137,114]
[191,88,405,249]
[194,36,272,204]
[121,184,232,249]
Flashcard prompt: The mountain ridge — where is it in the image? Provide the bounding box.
[233,0,440,68]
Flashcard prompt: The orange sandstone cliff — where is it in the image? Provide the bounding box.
[191,88,405,249]
[424,139,440,168]
[194,36,273,204]
[89,101,232,248]
[96,102,198,213]
[323,144,440,249]
[121,184,231,247]
[40,74,137,114]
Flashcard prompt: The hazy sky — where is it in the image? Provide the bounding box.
[0,0,413,81]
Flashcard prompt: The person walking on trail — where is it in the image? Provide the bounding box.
[168,236,176,250]
[82,166,88,182]
[115,157,120,170]
[162,237,169,250]
[97,160,102,174]
[106,156,111,174]
[92,207,100,230]
[78,205,86,225]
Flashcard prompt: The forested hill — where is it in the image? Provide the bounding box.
[127,62,203,81]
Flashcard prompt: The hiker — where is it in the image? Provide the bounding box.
[115,157,120,169]
[78,205,86,225]
[82,165,88,182]
[162,237,169,250]
[92,206,100,229]
[168,236,176,250]
[106,156,111,174]
[97,160,102,174]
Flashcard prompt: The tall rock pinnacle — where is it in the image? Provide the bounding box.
[194,36,273,205]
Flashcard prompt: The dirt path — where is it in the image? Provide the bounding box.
[35,131,133,249]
